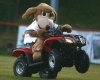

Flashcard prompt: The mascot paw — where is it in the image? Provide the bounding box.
[62,24,72,33]
[37,29,48,38]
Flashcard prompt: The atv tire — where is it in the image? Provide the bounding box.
[75,50,89,73]
[48,49,62,72]
[13,57,32,77]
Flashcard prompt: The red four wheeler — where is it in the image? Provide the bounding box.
[12,27,89,79]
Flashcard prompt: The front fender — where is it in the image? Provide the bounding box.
[12,48,32,57]
[43,37,64,53]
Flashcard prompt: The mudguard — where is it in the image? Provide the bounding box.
[12,48,32,57]
[43,37,64,53]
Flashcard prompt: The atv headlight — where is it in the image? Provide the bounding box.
[65,37,75,44]
[65,39,73,43]
[79,36,86,44]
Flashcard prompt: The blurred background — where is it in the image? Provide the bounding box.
[0,0,100,57]
[0,0,100,80]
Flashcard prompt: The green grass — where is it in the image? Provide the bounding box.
[0,55,100,80]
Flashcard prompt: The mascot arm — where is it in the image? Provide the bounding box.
[37,29,48,39]
[58,24,72,33]
[25,30,38,37]
[25,29,48,38]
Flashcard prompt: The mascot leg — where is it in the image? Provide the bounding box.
[32,38,43,61]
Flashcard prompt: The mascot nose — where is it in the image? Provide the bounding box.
[46,25,50,31]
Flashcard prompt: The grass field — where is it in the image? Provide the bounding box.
[0,55,100,80]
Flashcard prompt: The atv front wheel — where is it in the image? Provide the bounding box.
[75,50,89,73]
[48,49,62,72]
[13,57,32,77]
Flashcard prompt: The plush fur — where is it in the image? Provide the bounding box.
[22,3,72,61]
[22,3,57,21]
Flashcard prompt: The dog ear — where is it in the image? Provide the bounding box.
[22,7,37,19]
[52,10,57,22]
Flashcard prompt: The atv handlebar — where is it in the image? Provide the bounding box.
[46,25,63,37]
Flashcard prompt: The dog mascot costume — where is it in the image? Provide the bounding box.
[22,3,72,61]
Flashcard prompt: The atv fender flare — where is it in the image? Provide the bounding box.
[43,37,64,53]
[12,48,32,57]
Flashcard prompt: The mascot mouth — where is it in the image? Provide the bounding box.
[37,15,53,29]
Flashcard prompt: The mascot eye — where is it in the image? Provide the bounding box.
[43,12,46,16]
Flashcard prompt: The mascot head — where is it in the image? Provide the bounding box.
[22,3,57,29]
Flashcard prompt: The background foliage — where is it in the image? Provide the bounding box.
[0,0,100,28]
